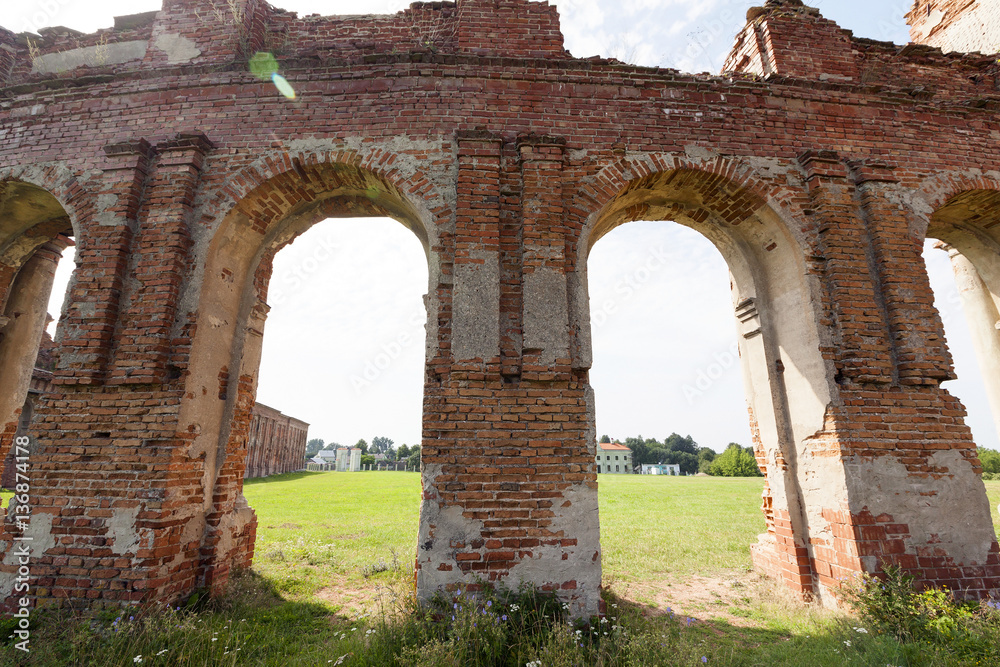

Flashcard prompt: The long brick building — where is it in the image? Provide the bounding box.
[243,402,308,479]
[1,0,999,615]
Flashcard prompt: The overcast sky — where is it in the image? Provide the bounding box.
[14,0,998,452]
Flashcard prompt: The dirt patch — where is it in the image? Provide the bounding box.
[315,577,412,619]
[607,572,776,628]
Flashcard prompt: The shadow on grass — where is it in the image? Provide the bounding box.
[0,569,384,667]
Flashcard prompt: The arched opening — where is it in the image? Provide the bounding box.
[178,158,439,594]
[924,189,1000,451]
[574,165,836,601]
[586,219,763,585]
[0,180,75,496]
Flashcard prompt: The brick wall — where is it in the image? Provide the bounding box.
[243,403,308,479]
[1,0,999,615]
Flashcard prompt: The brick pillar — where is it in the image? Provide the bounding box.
[849,160,954,385]
[799,150,895,384]
[110,134,213,384]
[416,132,600,616]
[56,140,153,382]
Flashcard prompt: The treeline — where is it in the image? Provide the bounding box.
[608,434,763,477]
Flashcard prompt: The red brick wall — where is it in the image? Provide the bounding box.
[1,0,999,613]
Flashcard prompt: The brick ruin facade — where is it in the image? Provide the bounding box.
[243,402,308,479]
[1,0,999,614]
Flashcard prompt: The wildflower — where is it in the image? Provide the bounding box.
[486,600,492,607]
[502,615,508,621]
[843,640,851,647]
[155,649,168,656]
[133,657,142,664]
[702,658,708,664]
[211,638,218,642]
[854,627,869,634]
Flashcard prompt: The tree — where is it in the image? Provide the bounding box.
[360,454,375,468]
[979,448,1000,475]
[371,436,394,454]
[324,441,341,450]
[305,438,325,458]
[355,439,368,454]
[599,435,611,444]
[398,444,412,460]
[407,446,421,470]
[708,443,762,477]
[665,433,698,456]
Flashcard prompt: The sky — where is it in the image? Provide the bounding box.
[13,0,998,452]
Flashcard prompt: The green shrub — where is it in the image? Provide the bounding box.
[842,565,1000,661]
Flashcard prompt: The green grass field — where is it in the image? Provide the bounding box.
[4,474,1000,666]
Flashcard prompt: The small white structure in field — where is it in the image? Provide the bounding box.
[596,442,632,474]
[641,463,681,476]
[335,447,362,472]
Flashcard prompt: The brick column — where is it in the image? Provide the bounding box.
[518,136,571,381]
[799,150,895,384]
[849,160,954,385]
[450,131,502,370]
[56,140,153,383]
[110,134,213,384]
[417,133,600,616]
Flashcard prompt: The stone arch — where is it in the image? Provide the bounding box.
[0,172,77,457]
[913,171,1000,444]
[571,157,837,600]
[177,154,440,591]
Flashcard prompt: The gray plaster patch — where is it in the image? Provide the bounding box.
[32,40,148,74]
[153,34,201,64]
[523,267,569,364]
[95,193,120,226]
[846,450,996,566]
[452,252,500,361]
[1,513,55,599]
[108,505,147,555]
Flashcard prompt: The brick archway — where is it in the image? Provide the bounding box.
[573,162,835,600]
[179,156,440,593]
[0,177,74,462]
[920,178,1000,446]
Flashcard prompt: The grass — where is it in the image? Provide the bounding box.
[1,475,999,666]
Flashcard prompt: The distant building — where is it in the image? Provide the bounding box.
[308,449,339,470]
[243,403,309,478]
[641,463,681,476]
[596,442,632,474]
[308,447,361,472]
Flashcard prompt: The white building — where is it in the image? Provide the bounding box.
[641,463,681,476]
[596,442,632,474]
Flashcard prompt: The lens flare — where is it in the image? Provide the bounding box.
[272,73,296,99]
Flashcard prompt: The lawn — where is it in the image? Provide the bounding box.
[1,475,999,666]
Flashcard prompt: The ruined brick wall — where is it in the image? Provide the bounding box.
[244,403,308,479]
[1,0,999,615]
[908,0,1000,53]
